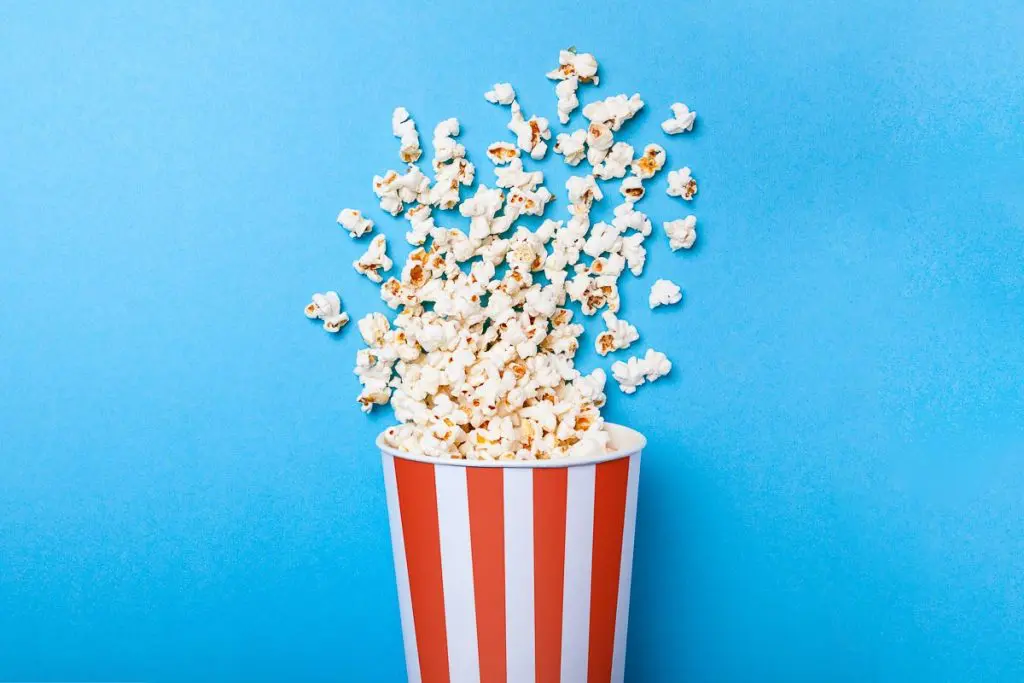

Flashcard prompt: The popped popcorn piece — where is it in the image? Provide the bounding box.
[661,102,697,135]
[649,278,682,309]
[484,82,516,105]
[611,349,672,394]
[612,202,652,236]
[432,118,465,166]
[507,101,551,160]
[304,291,350,333]
[595,311,638,356]
[392,107,422,163]
[486,141,520,165]
[546,49,600,124]
[620,176,646,202]
[631,144,666,180]
[373,165,430,216]
[554,129,587,166]
[621,232,647,276]
[353,235,393,283]
[404,203,435,246]
[566,174,603,216]
[666,167,698,200]
[582,93,644,132]
[336,208,374,238]
[494,157,544,191]
[664,216,697,250]
[585,121,614,166]
[593,141,634,180]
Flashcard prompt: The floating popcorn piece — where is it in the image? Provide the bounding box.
[392,107,422,163]
[593,141,634,180]
[582,93,645,132]
[664,216,697,250]
[304,290,350,333]
[631,144,667,180]
[336,208,374,238]
[649,278,682,309]
[613,201,652,236]
[484,82,516,105]
[667,167,698,201]
[620,176,645,202]
[661,102,697,135]
[546,49,600,124]
[595,311,639,356]
[554,129,587,166]
[610,348,672,394]
[431,118,465,167]
[353,234,393,283]
[486,141,520,165]
[507,101,551,160]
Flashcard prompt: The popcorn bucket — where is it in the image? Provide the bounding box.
[379,424,645,683]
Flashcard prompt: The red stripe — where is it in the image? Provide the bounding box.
[533,468,569,683]
[587,457,632,683]
[394,458,450,683]
[467,468,507,683]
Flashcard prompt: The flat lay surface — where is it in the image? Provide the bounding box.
[1,1,1022,681]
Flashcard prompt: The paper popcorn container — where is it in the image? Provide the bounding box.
[379,423,646,683]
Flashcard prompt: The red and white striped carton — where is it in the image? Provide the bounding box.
[379,423,646,683]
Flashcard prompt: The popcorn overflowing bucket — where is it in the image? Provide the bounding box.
[380,424,645,683]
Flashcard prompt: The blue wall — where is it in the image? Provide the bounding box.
[1,2,1022,681]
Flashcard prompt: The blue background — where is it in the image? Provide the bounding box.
[1,1,1022,681]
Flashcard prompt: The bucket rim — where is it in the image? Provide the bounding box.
[377,422,646,468]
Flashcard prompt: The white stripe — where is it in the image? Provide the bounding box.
[560,464,597,683]
[610,454,641,683]
[382,453,421,683]
[434,465,481,683]
[503,468,535,683]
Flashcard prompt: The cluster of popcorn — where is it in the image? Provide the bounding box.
[307,50,705,460]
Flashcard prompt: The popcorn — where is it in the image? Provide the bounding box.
[336,208,374,238]
[611,349,672,394]
[546,49,600,124]
[486,141,520,165]
[612,202,652,236]
[353,235,393,283]
[631,144,666,179]
[507,101,551,160]
[595,311,638,356]
[373,165,430,216]
[649,278,682,309]
[554,129,587,166]
[593,141,634,180]
[582,93,644,132]
[664,216,697,250]
[484,82,516,105]
[666,167,698,200]
[620,176,645,201]
[392,107,422,163]
[304,291,350,333]
[307,52,711,460]
[661,102,697,135]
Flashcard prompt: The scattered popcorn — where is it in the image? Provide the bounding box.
[593,141,634,180]
[337,208,374,238]
[664,216,697,250]
[631,144,666,180]
[661,102,697,135]
[392,107,422,163]
[353,234,393,283]
[486,141,520,165]
[649,278,682,309]
[666,167,698,200]
[307,52,711,459]
[305,291,350,333]
[546,49,600,124]
[507,101,551,160]
[583,93,645,132]
[595,311,639,356]
[484,82,516,105]
[620,176,646,202]
[611,349,672,394]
